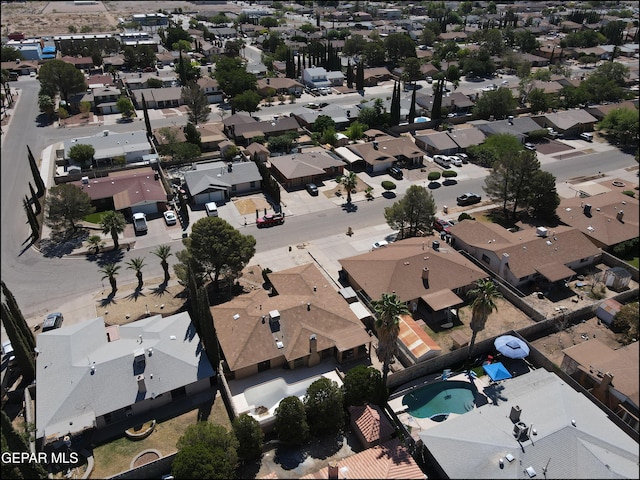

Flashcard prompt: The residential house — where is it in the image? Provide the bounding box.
[303,67,333,89]
[210,27,237,39]
[339,237,488,322]
[73,86,122,115]
[377,8,402,20]
[561,339,638,432]
[60,130,154,167]
[362,67,393,86]
[269,149,345,190]
[585,101,638,121]
[60,55,95,71]
[291,103,356,130]
[231,116,301,145]
[183,160,262,204]
[131,13,169,26]
[555,191,639,250]
[119,32,159,51]
[197,76,224,104]
[448,221,602,289]
[124,74,176,91]
[414,130,459,156]
[472,116,546,143]
[447,125,487,150]
[341,135,425,174]
[300,439,425,479]
[438,31,468,42]
[102,55,125,70]
[35,312,214,446]
[257,77,304,97]
[131,87,183,109]
[6,38,44,60]
[69,166,167,216]
[519,52,550,67]
[1,60,38,77]
[211,263,372,380]
[419,368,639,479]
[533,109,598,137]
[223,113,260,138]
[415,91,475,117]
[198,123,227,151]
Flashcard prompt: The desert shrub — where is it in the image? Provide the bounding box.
[458,212,474,221]
[381,181,396,191]
[427,171,441,181]
[442,170,458,178]
[622,190,636,198]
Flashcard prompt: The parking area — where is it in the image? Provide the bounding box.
[534,138,576,155]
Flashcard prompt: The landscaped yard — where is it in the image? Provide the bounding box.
[83,210,111,224]
[89,397,231,479]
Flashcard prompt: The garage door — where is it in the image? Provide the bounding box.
[195,191,225,205]
[131,203,158,215]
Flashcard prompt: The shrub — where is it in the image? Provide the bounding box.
[428,171,441,181]
[442,170,458,178]
[622,190,636,198]
[458,212,474,222]
[381,181,396,191]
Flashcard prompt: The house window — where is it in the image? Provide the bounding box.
[481,254,491,264]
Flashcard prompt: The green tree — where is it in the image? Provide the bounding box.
[182,82,210,125]
[68,143,95,166]
[467,279,502,357]
[2,281,36,352]
[526,170,560,220]
[153,244,173,284]
[472,87,516,120]
[184,122,201,147]
[126,257,146,290]
[185,217,256,290]
[215,56,257,98]
[528,88,550,114]
[38,94,55,119]
[304,377,345,435]
[342,365,386,407]
[1,303,36,382]
[515,30,539,53]
[312,114,336,133]
[1,45,24,62]
[174,422,238,479]
[116,96,134,119]
[337,171,358,204]
[362,41,387,67]
[384,33,417,66]
[274,396,309,445]
[345,120,366,140]
[355,61,364,91]
[1,411,47,479]
[233,90,261,116]
[37,59,87,104]
[384,185,437,239]
[612,302,639,345]
[232,414,264,461]
[372,293,409,386]
[598,107,639,147]
[45,184,95,232]
[99,263,120,294]
[100,210,127,250]
[27,145,45,198]
[87,234,105,254]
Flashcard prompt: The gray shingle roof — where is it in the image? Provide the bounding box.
[419,368,639,479]
[36,313,214,442]
[184,161,262,196]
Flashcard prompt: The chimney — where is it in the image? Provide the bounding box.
[137,374,146,393]
[432,240,440,251]
[328,461,338,479]
[266,77,270,84]
[227,163,233,172]
[583,204,592,217]
[372,140,378,150]
[309,334,320,367]
[509,405,521,423]
[508,115,514,125]
[617,210,624,222]
[422,267,430,280]
[499,252,510,277]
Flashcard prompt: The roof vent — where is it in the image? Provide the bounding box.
[81,176,89,184]
[536,226,548,237]
[509,405,521,423]
[276,341,284,349]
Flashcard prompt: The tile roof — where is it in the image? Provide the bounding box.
[301,439,425,479]
[556,191,639,247]
[35,313,214,443]
[349,404,395,445]
[448,221,602,280]
[339,237,487,305]
[419,368,639,479]
[398,314,441,362]
[211,264,371,373]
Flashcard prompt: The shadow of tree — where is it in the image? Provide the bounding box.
[125,290,146,301]
[40,229,89,258]
[98,293,117,307]
[95,249,124,266]
[305,433,344,460]
[341,203,358,212]
[382,191,396,199]
[443,179,457,186]
[19,236,37,257]
[428,181,441,189]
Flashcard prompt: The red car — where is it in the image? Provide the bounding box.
[433,218,453,233]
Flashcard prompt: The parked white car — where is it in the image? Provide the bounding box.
[132,212,148,234]
[372,240,389,250]
[449,155,463,167]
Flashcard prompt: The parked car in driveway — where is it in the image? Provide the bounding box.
[433,218,453,233]
[579,132,593,142]
[387,166,403,179]
[434,155,451,168]
[456,192,482,206]
[524,143,536,151]
[42,312,64,332]
[449,155,463,167]
[306,183,319,196]
[372,240,389,249]
[163,210,177,225]
[132,212,148,234]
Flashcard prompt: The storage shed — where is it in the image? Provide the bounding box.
[602,267,632,291]
[596,298,622,326]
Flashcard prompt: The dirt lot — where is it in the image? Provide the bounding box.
[233,196,273,216]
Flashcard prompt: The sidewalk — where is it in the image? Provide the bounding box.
[0,86,21,148]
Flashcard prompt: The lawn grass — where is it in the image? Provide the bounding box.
[89,394,231,479]
[627,257,639,269]
[84,211,110,224]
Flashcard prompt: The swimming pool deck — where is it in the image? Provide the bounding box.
[389,373,492,440]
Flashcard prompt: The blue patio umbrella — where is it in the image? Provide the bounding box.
[494,335,530,359]
[483,362,513,382]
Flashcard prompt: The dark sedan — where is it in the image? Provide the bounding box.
[457,193,482,206]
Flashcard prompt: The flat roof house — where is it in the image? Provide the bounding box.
[60,130,154,167]
[35,312,215,446]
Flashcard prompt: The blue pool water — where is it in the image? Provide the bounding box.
[403,380,476,419]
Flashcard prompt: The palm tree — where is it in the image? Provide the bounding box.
[126,257,146,290]
[338,171,358,204]
[99,263,121,294]
[372,292,409,386]
[100,211,126,251]
[86,235,105,254]
[467,279,503,358]
[153,244,173,284]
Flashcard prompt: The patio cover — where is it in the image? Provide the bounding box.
[535,262,576,282]
[421,289,463,312]
[483,362,512,382]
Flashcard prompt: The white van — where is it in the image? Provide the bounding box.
[579,132,593,142]
[205,202,218,217]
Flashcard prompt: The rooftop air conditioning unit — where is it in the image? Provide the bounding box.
[536,226,548,237]
[81,176,89,184]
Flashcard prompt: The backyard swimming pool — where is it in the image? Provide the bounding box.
[402,380,475,419]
